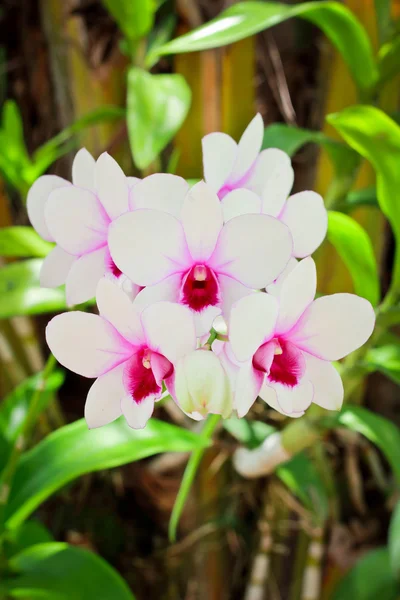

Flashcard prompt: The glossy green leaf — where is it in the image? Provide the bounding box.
[127,67,191,169]
[102,0,154,42]
[262,123,359,176]
[4,520,54,559]
[5,417,206,529]
[328,106,400,297]
[3,542,135,599]
[344,186,378,209]
[378,35,400,87]
[2,100,30,164]
[327,211,380,305]
[337,406,400,484]
[157,2,378,95]
[0,259,67,319]
[0,227,53,258]
[332,548,398,600]
[389,500,400,581]
[146,14,177,69]
[365,336,400,385]
[276,452,329,523]
[223,418,276,449]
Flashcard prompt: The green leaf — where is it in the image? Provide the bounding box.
[389,500,400,581]
[127,67,191,170]
[332,547,399,600]
[4,520,54,559]
[146,14,177,69]
[5,417,206,529]
[3,542,135,599]
[2,100,30,164]
[0,227,53,258]
[262,123,359,176]
[344,186,378,209]
[365,337,400,385]
[336,406,400,484]
[102,0,154,42]
[327,106,400,298]
[327,211,380,305]
[276,452,329,523]
[378,35,400,87]
[157,2,378,95]
[0,259,67,319]
[375,0,393,44]
[223,418,276,449]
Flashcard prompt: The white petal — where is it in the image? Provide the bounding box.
[212,340,238,392]
[96,277,144,344]
[235,362,264,417]
[133,274,180,313]
[221,188,261,222]
[202,132,237,192]
[182,181,223,261]
[210,213,293,288]
[45,186,109,255]
[304,353,343,410]
[193,305,221,337]
[108,209,190,286]
[280,191,327,258]
[65,246,107,306]
[218,275,253,321]
[260,380,313,415]
[72,148,95,189]
[121,395,154,429]
[95,152,129,221]
[229,293,279,362]
[27,175,71,241]
[276,257,316,334]
[85,363,125,428]
[46,312,132,377]
[266,257,298,297]
[127,176,140,189]
[131,173,189,218]
[291,293,375,361]
[141,302,196,363]
[248,149,294,214]
[40,246,76,288]
[231,114,264,182]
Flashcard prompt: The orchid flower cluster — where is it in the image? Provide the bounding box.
[27,115,375,430]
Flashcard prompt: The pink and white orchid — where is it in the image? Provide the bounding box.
[108,180,293,336]
[46,278,197,429]
[28,149,189,305]
[202,115,328,257]
[228,257,375,418]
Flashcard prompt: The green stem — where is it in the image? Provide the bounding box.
[168,414,220,543]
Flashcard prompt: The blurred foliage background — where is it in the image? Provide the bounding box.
[1,0,400,599]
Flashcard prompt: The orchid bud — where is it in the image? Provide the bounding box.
[174,350,232,420]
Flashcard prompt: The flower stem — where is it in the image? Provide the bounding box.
[168,413,220,543]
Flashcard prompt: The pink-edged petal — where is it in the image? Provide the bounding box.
[193,305,221,337]
[231,114,263,183]
[150,352,173,386]
[247,149,294,214]
[304,353,343,410]
[260,380,313,415]
[266,257,298,297]
[133,274,181,313]
[45,186,109,255]
[96,277,144,345]
[131,173,189,218]
[65,246,107,306]
[280,191,327,258]
[95,152,129,221]
[108,209,190,286]
[210,213,293,288]
[182,181,223,262]
[218,275,253,322]
[202,132,238,192]
[46,312,132,378]
[40,245,76,288]
[212,340,238,392]
[141,301,196,363]
[276,257,316,334]
[221,188,261,222]
[85,363,125,429]
[291,293,375,361]
[72,148,95,189]
[235,362,264,417]
[229,293,279,362]
[121,395,154,429]
[27,175,71,241]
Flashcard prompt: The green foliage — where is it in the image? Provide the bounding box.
[2,542,135,599]
[0,227,53,258]
[378,35,400,87]
[327,211,380,305]
[4,520,54,559]
[331,548,399,600]
[102,0,154,44]
[223,417,276,449]
[365,334,400,385]
[127,67,191,169]
[344,186,378,209]
[374,0,393,44]
[389,500,400,581]
[0,259,67,319]
[5,417,206,529]
[156,1,378,96]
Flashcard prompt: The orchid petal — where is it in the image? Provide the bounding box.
[193,305,221,337]
[40,246,76,288]
[121,395,154,429]
[266,257,298,297]
[260,380,313,415]
[276,257,316,334]
[96,277,144,345]
[72,148,95,189]
[202,132,237,192]
[221,188,261,222]
[131,173,189,218]
[65,246,107,306]
[218,275,253,321]
[133,274,181,313]
[247,148,293,203]
[304,353,343,410]
[235,362,264,418]
[182,181,223,261]
[280,191,327,257]
[231,114,263,182]
[95,152,129,221]
[85,363,125,428]
[27,175,71,241]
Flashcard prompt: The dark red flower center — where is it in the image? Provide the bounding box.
[180,264,220,312]
[123,346,173,404]
[253,338,305,388]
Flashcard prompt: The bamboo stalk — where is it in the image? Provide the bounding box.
[300,527,324,600]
